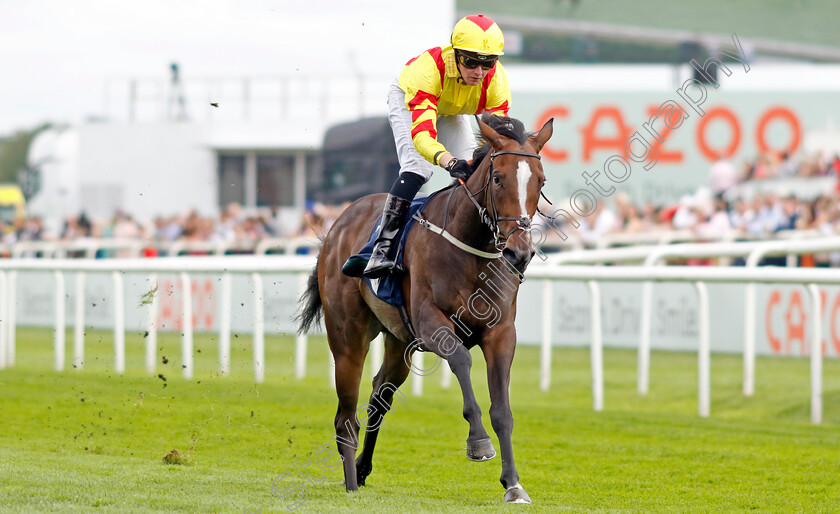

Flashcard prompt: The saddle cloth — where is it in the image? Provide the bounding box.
[343,192,439,307]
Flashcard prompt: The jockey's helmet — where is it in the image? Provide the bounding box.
[450,14,504,56]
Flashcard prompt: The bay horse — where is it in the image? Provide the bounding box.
[297,113,553,504]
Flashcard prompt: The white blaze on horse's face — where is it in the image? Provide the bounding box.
[516,160,532,218]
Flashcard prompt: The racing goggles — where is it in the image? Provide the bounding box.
[456,50,498,70]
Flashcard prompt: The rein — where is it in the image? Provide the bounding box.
[414,149,542,258]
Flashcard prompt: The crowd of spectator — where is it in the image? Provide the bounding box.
[568,189,837,246]
[557,151,840,265]
[0,201,350,249]
[2,151,839,259]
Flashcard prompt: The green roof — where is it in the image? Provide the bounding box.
[458,0,840,51]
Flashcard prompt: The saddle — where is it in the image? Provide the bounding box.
[342,192,439,307]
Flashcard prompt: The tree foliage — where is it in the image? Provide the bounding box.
[0,124,51,184]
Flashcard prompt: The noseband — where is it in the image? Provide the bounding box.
[461,150,541,250]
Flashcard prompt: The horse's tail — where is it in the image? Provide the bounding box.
[295,251,323,335]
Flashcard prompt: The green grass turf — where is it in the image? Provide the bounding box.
[1,327,840,512]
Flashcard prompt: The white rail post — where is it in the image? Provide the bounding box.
[743,282,757,397]
[252,273,265,384]
[638,280,653,395]
[540,280,553,391]
[74,272,85,370]
[695,281,710,418]
[808,284,823,425]
[440,358,451,388]
[0,271,6,369]
[113,271,125,374]
[146,273,158,374]
[219,273,231,376]
[54,271,65,372]
[588,281,603,412]
[743,245,773,398]
[412,351,424,396]
[370,333,383,380]
[638,247,668,397]
[180,272,193,379]
[294,273,307,379]
[7,271,15,366]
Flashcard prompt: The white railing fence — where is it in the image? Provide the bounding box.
[540,236,840,405]
[0,237,321,259]
[0,247,838,424]
[0,256,315,383]
[0,228,823,260]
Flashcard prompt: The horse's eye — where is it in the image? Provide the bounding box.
[493,175,501,186]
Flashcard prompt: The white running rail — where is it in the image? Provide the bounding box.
[0,252,837,424]
[540,237,840,406]
[0,256,315,384]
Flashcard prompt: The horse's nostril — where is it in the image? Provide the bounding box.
[502,248,517,264]
[502,248,531,273]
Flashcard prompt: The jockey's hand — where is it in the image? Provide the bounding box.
[445,158,472,181]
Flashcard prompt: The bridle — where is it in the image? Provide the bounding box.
[460,149,542,250]
[413,148,545,260]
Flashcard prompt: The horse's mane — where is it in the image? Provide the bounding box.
[471,113,533,170]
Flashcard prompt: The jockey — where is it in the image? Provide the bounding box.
[361,14,511,279]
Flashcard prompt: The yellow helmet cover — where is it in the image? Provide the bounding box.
[451,14,504,56]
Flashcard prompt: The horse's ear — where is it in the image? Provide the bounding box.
[530,118,554,153]
[477,115,505,149]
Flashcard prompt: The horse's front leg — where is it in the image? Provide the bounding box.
[414,308,495,461]
[482,324,530,504]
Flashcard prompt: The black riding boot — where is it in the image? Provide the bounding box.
[363,194,411,279]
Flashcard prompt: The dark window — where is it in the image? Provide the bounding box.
[218,155,245,207]
[257,155,295,207]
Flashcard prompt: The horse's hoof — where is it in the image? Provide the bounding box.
[504,484,531,504]
[466,437,496,461]
[356,469,369,486]
[355,458,371,486]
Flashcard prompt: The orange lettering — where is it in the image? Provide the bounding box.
[756,106,801,157]
[785,290,806,356]
[697,107,741,161]
[832,293,840,356]
[203,279,215,329]
[580,107,633,162]
[766,289,782,353]
[646,106,683,163]
[535,107,569,162]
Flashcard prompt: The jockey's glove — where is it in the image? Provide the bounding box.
[445,158,472,181]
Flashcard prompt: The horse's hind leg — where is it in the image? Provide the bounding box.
[332,349,365,492]
[326,311,373,492]
[355,333,410,485]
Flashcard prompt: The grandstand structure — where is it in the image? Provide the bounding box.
[21,2,840,235]
[459,0,840,62]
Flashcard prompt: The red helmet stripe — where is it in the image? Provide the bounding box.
[466,14,494,32]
